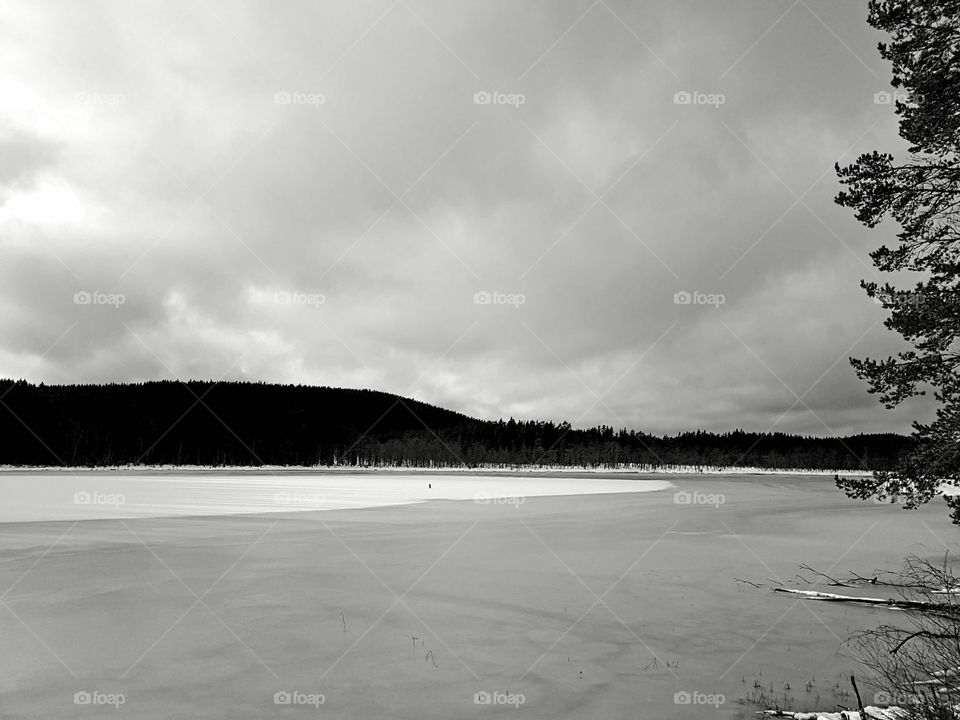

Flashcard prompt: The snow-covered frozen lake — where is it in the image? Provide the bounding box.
[0,472,674,522]
[0,472,949,719]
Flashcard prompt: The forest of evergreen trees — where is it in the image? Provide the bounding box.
[0,379,912,470]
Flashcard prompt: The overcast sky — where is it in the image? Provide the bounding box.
[0,0,930,436]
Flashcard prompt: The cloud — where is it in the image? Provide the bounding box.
[0,0,929,437]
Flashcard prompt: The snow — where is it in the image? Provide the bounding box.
[0,471,674,522]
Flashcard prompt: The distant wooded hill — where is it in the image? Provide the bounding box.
[0,379,911,470]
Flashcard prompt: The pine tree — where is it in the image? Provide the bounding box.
[835,0,960,519]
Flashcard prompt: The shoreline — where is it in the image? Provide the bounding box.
[0,464,875,477]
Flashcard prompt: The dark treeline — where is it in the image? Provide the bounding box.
[0,380,912,470]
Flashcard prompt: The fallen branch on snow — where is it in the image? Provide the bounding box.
[772,587,952,613]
